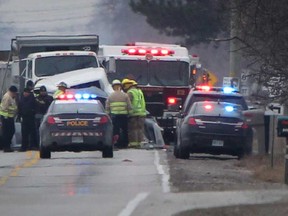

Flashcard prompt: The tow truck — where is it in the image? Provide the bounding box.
[99,42,200,143]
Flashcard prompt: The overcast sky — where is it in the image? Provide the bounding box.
[0,0,229,80]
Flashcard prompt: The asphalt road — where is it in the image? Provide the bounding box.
[0,149,288,216]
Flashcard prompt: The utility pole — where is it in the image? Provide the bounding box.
[229,0,242,84]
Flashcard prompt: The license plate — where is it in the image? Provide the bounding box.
[72,136,83,143]
[212,140,224,147]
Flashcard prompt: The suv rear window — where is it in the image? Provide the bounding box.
[183,93,248,114]
[191,103,243,118]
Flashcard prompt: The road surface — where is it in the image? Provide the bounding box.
[0,149,287,216]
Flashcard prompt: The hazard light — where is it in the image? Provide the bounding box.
[122,48,175,56]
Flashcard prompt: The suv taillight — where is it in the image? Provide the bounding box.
[188,117,197,125]
[93,116,109,124]
[47,116,56,124]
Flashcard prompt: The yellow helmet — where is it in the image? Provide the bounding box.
[131,80,138,86]
[121,78,133,85]
[122,79,134,90]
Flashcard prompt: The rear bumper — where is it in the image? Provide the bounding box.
[40,130,112,152]
[181,132,247,154]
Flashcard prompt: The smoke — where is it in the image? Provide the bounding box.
[0,0,229,81]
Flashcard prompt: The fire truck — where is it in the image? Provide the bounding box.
[99,42,200,143]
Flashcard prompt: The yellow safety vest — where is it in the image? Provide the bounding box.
[109,101,129,115]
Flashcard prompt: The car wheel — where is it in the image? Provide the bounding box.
[179,146,190,159]
[174,145,180,158]
[40,146,51,159]
[102,146,113,158]
[237,150,244,160]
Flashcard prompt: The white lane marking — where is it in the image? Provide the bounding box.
[154,150,170,193]
[118,192,149,216]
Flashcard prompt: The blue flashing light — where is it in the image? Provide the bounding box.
[75,94,82,99]
[223,87,235,94]
[82,93,90,99]
[90,94,97,99]
[225,106,234,112]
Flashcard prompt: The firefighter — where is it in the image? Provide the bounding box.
[122,79,146,148]
[18,88,37,151]
[0,86,18,152]
[106,79,132,148]
[53,82,68,99]
[35,86,53,145]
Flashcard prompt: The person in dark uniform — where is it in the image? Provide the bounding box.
[35,86,53,145]
[0,86,18,152]
[18,88,37,151]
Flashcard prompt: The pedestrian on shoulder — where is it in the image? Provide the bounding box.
[0,86,18,152]
[106,79,132,148]
[18,88,37,151]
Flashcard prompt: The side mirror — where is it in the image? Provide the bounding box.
[108,57,116,73]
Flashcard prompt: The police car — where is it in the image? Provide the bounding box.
[175,101,252,159]
[39,91,113,159]
[175,86,253,159]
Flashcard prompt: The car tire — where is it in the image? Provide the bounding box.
[237,150,245,160]
[178,145,190,159]
[102,146,113,158]
[174,145,180,158]
[40,146,51,159]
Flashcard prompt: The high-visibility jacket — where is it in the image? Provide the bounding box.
[53,89,64,99]
[128,88,146,117]
[0,92,17,118]
[106,91,132,115]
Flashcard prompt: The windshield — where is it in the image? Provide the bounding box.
[108,60,189,86]
[35,56,98,77]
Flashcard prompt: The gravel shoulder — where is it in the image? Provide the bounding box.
[167,150,288,215]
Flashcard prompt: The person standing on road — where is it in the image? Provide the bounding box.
[106,79,132,148]
[18,88,37,151]
[53,82,68,99]
[0,86,18,152]
[35,86,53,145]
[122,79,146,148]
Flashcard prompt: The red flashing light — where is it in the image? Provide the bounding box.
[66,94,74,99]
[122,48,174,56]
[161,49,169,55]
[168,97,177,104]
[199,86,211,91]
[151,49,159,55]
[204,104,212,110]
[138,49,146,54]
[47,116,56,124]
[59,94,66,99]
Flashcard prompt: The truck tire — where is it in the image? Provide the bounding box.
[40,146,51,159]
[102,146,113,158]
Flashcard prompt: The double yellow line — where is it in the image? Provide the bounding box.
[0,151,40,186]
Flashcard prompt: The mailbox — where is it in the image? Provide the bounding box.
[277,116,288,137]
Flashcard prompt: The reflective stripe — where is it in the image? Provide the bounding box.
[128,89,146,116]
[110,101,128,114]
[53,90,64,99]
[0,103,17,118]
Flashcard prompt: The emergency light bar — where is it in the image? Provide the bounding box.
[122,47,175,56]
[194,86,239,93]
[58,93,97,100]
